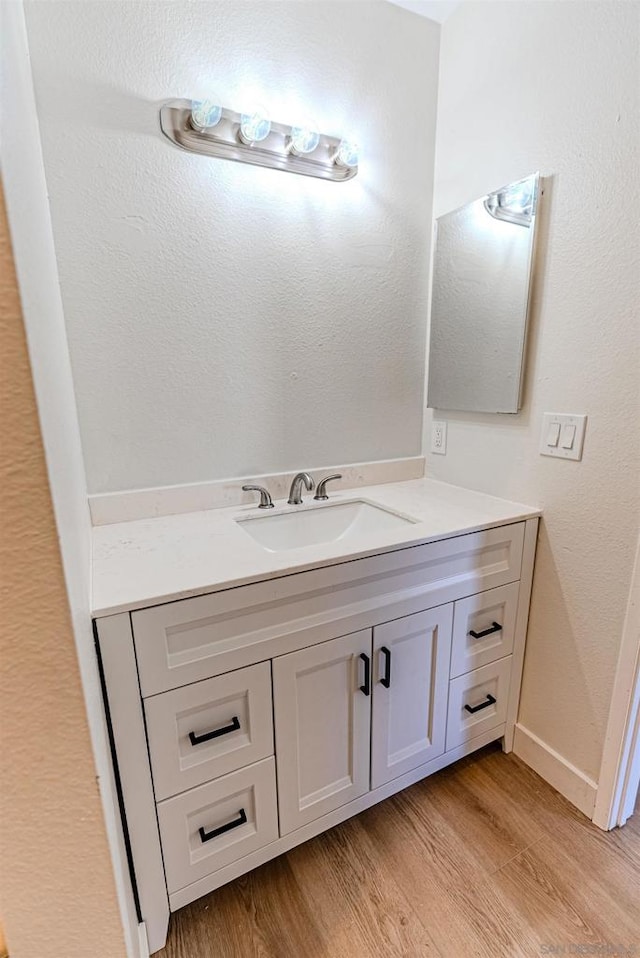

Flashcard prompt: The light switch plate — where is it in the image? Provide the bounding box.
[431,420,447,455]
[539,413,587,460]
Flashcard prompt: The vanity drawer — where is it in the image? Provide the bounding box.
[132,523,524,695]
[450,582,519,679]
[144,662,273,801]
[157,757,278,894]
[446,657,511,750]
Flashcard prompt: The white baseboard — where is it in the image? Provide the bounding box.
[89,456,425,525]
[513,724,597,818]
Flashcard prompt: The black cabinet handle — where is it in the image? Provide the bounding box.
[469,621,502,639]
[380,646,391,689]
[198,808,247,844]
[359,652,371,696]
[464,693,496,714]
[189,715,240,746]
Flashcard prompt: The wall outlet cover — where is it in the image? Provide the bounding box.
[431,420,447,455]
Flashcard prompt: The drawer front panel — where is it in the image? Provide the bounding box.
[157,757,278,894]
[132,523,525,695]
[446,657,512,750]
[450,582,519,679]
[144,662,273,801]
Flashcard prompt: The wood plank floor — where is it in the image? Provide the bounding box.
[159,744,640,958]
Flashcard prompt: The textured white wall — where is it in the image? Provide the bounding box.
[429,1,640,781]
[24,0,440,494]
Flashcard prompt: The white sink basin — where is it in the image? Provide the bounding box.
[236,499,417,553]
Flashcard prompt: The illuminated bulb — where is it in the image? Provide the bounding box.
[239,107,271,144]
[190,99,223,132]
[500,182,533,214]
[335,138,360,168]
[289,125,320,155]
[484,176,536,227]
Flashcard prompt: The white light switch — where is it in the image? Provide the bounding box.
[540,413,587,461]
[546,422,561,447]
[560,424,576,449]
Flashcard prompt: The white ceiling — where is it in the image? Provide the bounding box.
[386,0,460,23]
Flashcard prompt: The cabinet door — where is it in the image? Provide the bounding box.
[273,630,372,835]
[371,606,453,789]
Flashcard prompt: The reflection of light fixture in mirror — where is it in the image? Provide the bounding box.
[334,138,360,168]
[239,106,271,144]
[190,99,223,132]
[484,174,538,227]
[159,99,358,182]
[288,124,321,155]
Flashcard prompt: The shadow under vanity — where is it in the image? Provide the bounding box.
[95,477,539,952]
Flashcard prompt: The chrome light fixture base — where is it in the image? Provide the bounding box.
[159,100,358,182]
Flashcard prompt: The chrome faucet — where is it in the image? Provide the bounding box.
[288,472,314,505]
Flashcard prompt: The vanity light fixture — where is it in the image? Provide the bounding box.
[159,98,359,182]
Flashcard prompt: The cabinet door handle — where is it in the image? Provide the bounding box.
[469,621,502,639]
[189,715,240,746]
[198,808,247,844]
[359,652,371,696]
[380,646,391,689]
[464,693,496,714]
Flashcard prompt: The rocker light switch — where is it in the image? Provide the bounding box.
[560,424,576,449]
[540,413,587,461]
[546,422,561,447]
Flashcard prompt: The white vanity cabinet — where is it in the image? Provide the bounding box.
[95,516,538,954]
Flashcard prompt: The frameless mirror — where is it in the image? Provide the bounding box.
[427,172,541,414]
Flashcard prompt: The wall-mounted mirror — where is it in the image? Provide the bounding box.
[427,172,541,414]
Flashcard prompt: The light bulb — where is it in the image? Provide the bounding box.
[335,138,360,168]
[484,175,536,227]
[239,107,271,144]
[289,125,320,155]
[500,182,533,214]
[190,99,223,132]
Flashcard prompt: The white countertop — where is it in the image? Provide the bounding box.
[91,478,540,617]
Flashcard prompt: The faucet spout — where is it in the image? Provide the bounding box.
[288,472,314,506]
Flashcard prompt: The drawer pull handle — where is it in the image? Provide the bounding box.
[198,808,247,843]
[464,693,497,715]
[359,653,371,696]
[469,621,502,639]
[380,646,391,689]
[189,715,240,746]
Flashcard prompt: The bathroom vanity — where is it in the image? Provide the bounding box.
[94,478,539,953]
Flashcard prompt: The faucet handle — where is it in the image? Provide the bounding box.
[242,485,274,509]
[314,474,343,501]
